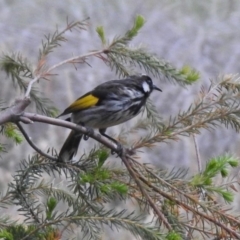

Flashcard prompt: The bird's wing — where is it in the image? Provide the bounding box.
[58,91,100,116]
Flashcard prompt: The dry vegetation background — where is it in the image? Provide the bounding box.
[1,0,240,222]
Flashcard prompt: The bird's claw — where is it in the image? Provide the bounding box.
[83,127,94,141]
[111,142,123,157]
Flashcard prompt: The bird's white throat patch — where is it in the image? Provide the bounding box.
[142,81,150,92]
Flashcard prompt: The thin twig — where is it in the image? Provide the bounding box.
[21,214,156,240]
[16,190,41,224]
[126,156,240,238]
[132,164,240,239]
[16,122,57,161]
[46,50,104,73]
[25,50,105,97]
[133,105,239,150]
[121,154,172,230]
[192,134,202,172]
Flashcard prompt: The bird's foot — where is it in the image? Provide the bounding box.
[111,142,123,157]
[83,126,94,140]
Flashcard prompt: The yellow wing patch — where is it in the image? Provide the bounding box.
[69,94,99,111]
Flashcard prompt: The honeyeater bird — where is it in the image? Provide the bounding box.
[58,75,161,161]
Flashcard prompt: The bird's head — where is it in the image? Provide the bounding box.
[131,75,162,95]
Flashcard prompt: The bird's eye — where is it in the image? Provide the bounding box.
[146,76,152,86]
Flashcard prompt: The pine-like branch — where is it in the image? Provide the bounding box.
[0,53,57,117]
[133,75,240,150]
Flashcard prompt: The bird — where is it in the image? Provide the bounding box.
[58,75,162,161]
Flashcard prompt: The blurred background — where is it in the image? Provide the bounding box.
[1,0,240,238]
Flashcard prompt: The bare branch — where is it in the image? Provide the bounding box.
[121,154,173,230]
[25,49,105,97]
[193,134,202,172]
[137,169,240,238]
[16,122,56,161]
[0,98,31,125]
[20,112,126,156]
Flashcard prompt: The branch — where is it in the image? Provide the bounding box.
[147,181,240,238]
[193,134,202,172]
[121,154,172,230]
[0,97,128,159]
[0,96,133,162]
[21,212,163,240]
[135,162,240,239]
[16,122,56,161]
[25,49,106,97]
[0,98,31,125]
[20,112,127,156]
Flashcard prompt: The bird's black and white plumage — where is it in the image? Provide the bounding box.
[58,75,161,161]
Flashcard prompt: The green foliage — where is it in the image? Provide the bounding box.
[99,181,128,195]
[133,75,240,152]
[0,224,59,240]
[179,65,200,83]
[124,15,145,42]
[79,156,128,197]
[39,19,88,59]
[96,26,106,45]
[191,154,239,187]
[1,53,33,80]
[0,225,41,240]
[4,153,165,240]
[205,186,234,203]
[110,181,128,194]
[97,148,109,168]
[108,15,145,47]
[0,229,13,240]
[96,15,198,85]
[166,231,182,240]
[191,154,239,203]
[0,54,58,117]
[80,168,111,184]
[0,22,87,118]
[46,197,57,220]
[1,123,23,144]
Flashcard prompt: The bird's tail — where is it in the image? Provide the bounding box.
[58,130,82,162]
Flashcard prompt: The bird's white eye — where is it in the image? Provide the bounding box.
[142,81,150,93]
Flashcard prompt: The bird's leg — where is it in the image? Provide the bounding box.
[80,122,94,140]
[84,127,94,140]
[99,128,123,156]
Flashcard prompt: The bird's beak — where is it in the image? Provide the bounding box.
[153,85,162,92]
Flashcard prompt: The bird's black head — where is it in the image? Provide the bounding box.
[133,75,162,95]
